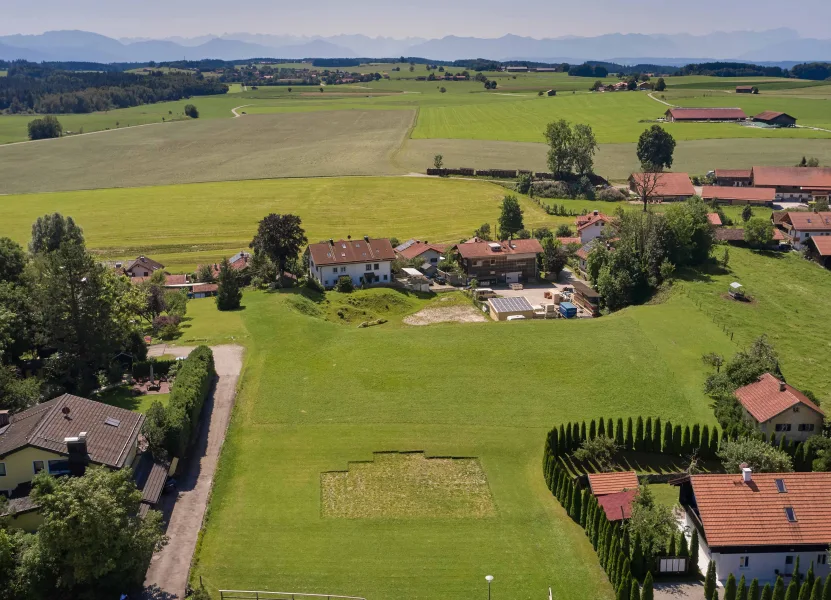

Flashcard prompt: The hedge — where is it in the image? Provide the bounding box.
[163,346,216,458]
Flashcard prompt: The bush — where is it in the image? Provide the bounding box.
[335,275,354,293]
[152,314,181,339]
[532,180,571,199]
[28,115,63,140]
[184,104,199,118]
[132,358,176,379]
[164,346,215,457]
[304,275,325,293]
[597,187,626,202]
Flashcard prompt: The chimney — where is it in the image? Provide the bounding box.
[741,464,752,483]
[65,432,90,476]
[0,409,9,428]
[593,210,599,216]
[364,235,370,243]
[779,381,786,392]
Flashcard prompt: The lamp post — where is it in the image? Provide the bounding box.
[485,575,494,600]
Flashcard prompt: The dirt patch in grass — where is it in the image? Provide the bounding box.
[321,451,496,519]
[404,304,488,325]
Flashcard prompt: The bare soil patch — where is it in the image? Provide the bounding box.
[321,451,496,519]
[403,304,487,326]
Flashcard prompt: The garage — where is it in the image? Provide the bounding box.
[506,271,522,284]
[487,296,535,321]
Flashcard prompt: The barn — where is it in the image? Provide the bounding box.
[664,108,747,122]
[752,111,797,127]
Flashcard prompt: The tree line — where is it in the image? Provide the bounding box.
[679,62,788,78]
[0,62,227,114]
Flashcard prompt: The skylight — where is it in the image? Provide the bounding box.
[785,507,797,522]
[775,479,787,493]
[104,417,121,427]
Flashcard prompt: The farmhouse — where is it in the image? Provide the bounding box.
[506,66,528,72]
[775,211,831,250]
[308,237,395,289]
[715,228,785,244]
[664,108,747,122]
[753,111,797,127]
[735,373,825,441]
[701,186,776,206]
[628,172,695,203]
[0,395,168,530]
[455,238,543,285]
[124,255,164,278]
[577,211,612,243]
[751,166,831,201]
[588,471,639,522]
[806,236,831,268]
[714,169,752,187]
[394,239,448,265]
[673,470,831,585]
[487,296,535,321]
[736,86,755,94]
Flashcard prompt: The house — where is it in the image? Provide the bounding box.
[124,256,164,278]
[198,251,252,280]
[192,283,218,299]
[628,172,695,203]
[664,108,747,122]
[575,239,600,277]
[707,213,723,226]
[753,111,797,127]
[572,280,601,316]
[308,237,395,289]
[455,239,543,285]
[701,186,776,206]
[806,236,831,268]
[0,395,167,530]
[129,273,189,287]
[395,239,448,266]
[637,81,652,91]
[734,373,825,441]
[487,296,535,321]
[775,211,831,250]
[577,211,612,243]
[588,471,640,522]
[751,167,831,201]
[506,66,528,72]
[715,169,753,187]
[715,228,785,245]
[736,86,755,94]
[673,470,831,585]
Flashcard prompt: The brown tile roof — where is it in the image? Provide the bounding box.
[715,169,752,179]
[752,167,831,189]
[125,256,164,273]
[707,213,722,226]
[456,238,543,259]
[771,212,788,225]
[395,240,448,260]
[735,373,824,422]
[588,471,639,496]
[597,490,638,521]
[573,280,601,300]
[164,274,188,286]
[556,237,581,246]
[576,213,611,232]
[690,472,831,548]
[630,172,695,197]
[192,283,218,293]
[309,238,395,267]
[736,86,754,91]
[0,394,144,468]
[701,186,776,203]
[781,211,831,232]
[667,107,747,121]
[715,228,784,242]
[809,236,831,257]
[754,111,793,122]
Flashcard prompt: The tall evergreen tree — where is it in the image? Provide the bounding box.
[631,533,645,579]
[558,424,567,455]
[692,424,701,451]
[663,421,673,453]
[681,425,692,455]
[635,416,645,451]
[590,419,597,440]
[784,579,799,600]
[565,425,573,454]
[704,561,718,600]
[652,417,662,453]
[216,257,243,311]
[645,417,653,452]
[773,576,786,600]
[607,418,615,441]
[823,576,831,600]
[748,579,760,600]
[761,583,773,600]
[571,486,582,523]
[701,424,711,457]
[794,443,806,472]
[725,574,738,600]
[809,580,822,600]
[625,417,635,451]
[710,426,720,457]
[800,582,813,600]
[579,489,589,527]
[678,532,689,557]
[689,529,700,574]
[794,557,802,587]
[806,563,816,592]
[738,575,748,600]
[667,532,676,556]
[581,421,588,444]
[631,578,641,600]
[642,572,654,600]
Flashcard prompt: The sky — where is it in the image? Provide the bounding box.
[2,0,830,40]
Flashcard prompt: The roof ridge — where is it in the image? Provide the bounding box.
[27,394,69,446]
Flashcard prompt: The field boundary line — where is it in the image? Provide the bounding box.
[390,109,419,170]
[0,120,170,148]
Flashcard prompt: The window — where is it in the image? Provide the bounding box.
[33,460,44,474]
[366,264,372,271]
[785,556,794,566]
[374,263,379,270]
[0,462,5,476]
[798,424,815,432]
[325,281,330,287]
[383,275,388,281]
[490,259,496,266]
[332,268,338,274]
[818,554,828,566]
[784,507,797,522]
[775,479,787,493]
[793,406,800,413]
[48,459,71,475]
[739,556,750,569]
[340,267,346,273]
[775,423,792,432]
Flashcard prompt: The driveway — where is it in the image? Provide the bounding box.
[654,582,705,600]
[143,344,245,599]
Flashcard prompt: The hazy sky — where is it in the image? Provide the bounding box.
[2,0,830,39]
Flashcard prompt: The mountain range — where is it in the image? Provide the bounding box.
[1,28,830,64]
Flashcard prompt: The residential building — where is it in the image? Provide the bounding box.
[628,172,695,203]
[751,167,831,202]
[394,239,448,266]
[707,213,723,226]
[806,236,831,268]
[192,283,218,298]
[701,186,776,206]
[198,251,252,279]
[575,239,599,277]
[308,237,395,289]
[714,169,752,187]
[753,111,797,127]
[588,471,639,522]
[0,395,167,530]
[124,256,164,278]
[455,239,543,285]
[577,211,612,244]
[673,470,831,585]
[734,373,824,441]
[664,108,747,122]
[775,211,831,250]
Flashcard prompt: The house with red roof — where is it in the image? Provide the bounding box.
[751,167,831,202]
[701,186,775,206]
[587,471,640,522]
[394,240,448,266]
[673,470,831,584]
[454,238,542,285]
[775,211,831,250]
[734,373,824,442]
[806,236,831,269]
[628,172,695,203]
[308,237,395,289]
[577,211,612,244]
[707,213,723,227]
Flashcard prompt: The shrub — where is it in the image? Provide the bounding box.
[28,115,63,140]
[598,187,627,202]
[164,346,215,457]
[335,275,354,293]
[532,180,571,198]
[184,104,199,118]
[304,276,325,293]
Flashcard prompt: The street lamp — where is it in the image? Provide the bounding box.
[485,575,494,600]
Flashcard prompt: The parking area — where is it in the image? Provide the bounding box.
[485,270,594,319]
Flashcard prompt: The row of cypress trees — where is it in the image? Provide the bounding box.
[705,560,831,600]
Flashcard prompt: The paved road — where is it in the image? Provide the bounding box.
[143,344,245,599]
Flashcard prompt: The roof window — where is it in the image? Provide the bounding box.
[775,479,787,493]
[104,417,121,427]
[785,507,797,522]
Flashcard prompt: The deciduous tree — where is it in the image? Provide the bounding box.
[250,213,308,286]
[637,125,676,171]
[498,195,525,238]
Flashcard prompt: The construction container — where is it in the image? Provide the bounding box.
[559,302,577,319]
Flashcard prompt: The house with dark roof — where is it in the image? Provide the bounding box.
[806,236,831,269]
[0,395,168,530]
[736,86,755,94]
[664,108,747,122]
[124,256,164,278]
[308,237,395,289]
[454,238,543,285]
[673,470,831,585]
[714,169,753,187]
[734,373,824,442]
[753,111,797,127]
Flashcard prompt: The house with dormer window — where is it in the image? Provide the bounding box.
[308,237,395,289]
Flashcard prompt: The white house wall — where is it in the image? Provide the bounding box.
[310,260,392,289]
[580,223,606,244]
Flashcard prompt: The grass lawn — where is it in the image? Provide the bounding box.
[96,387,169,414]
[650,483,680,509]
[191,287,735,599]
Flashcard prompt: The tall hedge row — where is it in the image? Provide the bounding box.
[164,346,215,457]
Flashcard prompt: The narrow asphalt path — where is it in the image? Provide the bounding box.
[143,344,245,599]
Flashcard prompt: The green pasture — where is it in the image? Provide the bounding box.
[668,93,831,131]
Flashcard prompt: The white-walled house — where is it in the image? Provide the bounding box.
[674,471,831,586]
[734,373,825,442]
[776,211,831,250]
[577,211,612,244]
[308,237,395,289]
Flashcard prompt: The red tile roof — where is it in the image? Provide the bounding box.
[587,471,639,496]
[707,213,722,226]
[576,213,611,232]
[597,490,638,522]
[781,211,831,232]
[165,274,188,286]
[715,228,784,242]
[395,240,448,260]
[456,238,543,259]
[690,472,831,548]
[309,238,395,267]
[735,373,824,423]
[667,107,747,121]
[715,169,752,179]
[192,283,218,293]
[809,236,831,257]
[752,167,831,189]
[630,172,695,197]
[556,237,581,246]
[701,186,776,203]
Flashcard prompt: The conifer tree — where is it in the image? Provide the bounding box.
[681,425,692,455]
[673,425,683,454]
[581,421,587,443]
[823,576,831,600]
[689,529,700,575]
[692,423,701,451]
[795,557,802,587]
[590,419,597,440]
[626,417,635,451]
[761,583,773,600]
[663,421,673,453]
[631,532,645,578]
[725,574,738,600]
[784,579,799,600]
[704,560,717,600]
[642,572,654,600]
[635,416,645,451]
[645,417,653,452]
[667,532,676,556]
[652,417,662,453]
[216,257,243,310]
[701,424,711,457]
[710,425,720,456]
[773,576,786,600]
[565,425,573,454]
[622,529,631,557]
[678,532,689,557]
[599,418,606,438]
[631,578,641,600]
[607,418,615,440]
[800,582,813,600]
[579,489,589,527]
[571,485,583,523]
[748,579,760,600]
[616,418,625,446]
[806,563,815,592]
[738,576,748,600]
[794,443,806,472]
[809,580,821,600]
[558,424,567,455]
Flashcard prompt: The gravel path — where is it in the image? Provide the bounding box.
[143,344,245,599]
